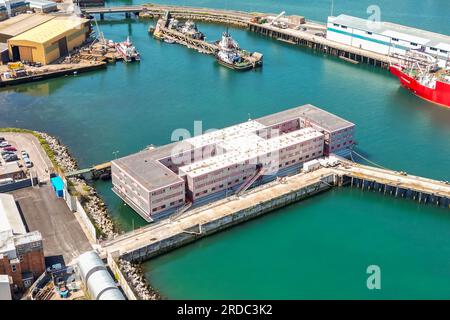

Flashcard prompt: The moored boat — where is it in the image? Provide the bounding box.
[115,36,141,63]
[179,20,205,40]
[214,31,263,71]
[390,51,450,108]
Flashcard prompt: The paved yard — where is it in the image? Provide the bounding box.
[10,185,92,265]
[1,132,53,181]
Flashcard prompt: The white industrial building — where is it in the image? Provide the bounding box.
[326,14,450,66]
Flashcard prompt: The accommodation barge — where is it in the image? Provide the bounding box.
[111,105,355,222]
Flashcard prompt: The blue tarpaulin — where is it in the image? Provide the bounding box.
[51,176,64,198]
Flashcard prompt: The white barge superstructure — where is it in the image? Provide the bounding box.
[111,104,355,222]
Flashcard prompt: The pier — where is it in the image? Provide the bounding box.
[0,62,106,88]
[82,4,400,68]
[100,159,450,262]
[152,19,217,55]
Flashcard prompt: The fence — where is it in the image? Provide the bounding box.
[62,183,97,242]
[75,199,97,242]
[107,253,138,300]
[0,177,38,193]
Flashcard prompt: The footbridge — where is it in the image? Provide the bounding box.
[82,4,253,26]
[65,162,111,179]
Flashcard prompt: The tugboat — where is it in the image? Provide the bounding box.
[115,36,141,63]
[179,20,205,40]
[390,51,450,108]
[215,30,262,71]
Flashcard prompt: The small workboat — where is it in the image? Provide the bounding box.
[215,31,262,71]
[115,36,141,63]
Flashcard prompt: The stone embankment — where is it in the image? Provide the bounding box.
[37,131,118,240]
[118,259,161,300]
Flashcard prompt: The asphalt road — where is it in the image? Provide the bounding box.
[11,185,92,265]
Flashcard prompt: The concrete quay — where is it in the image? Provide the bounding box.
[102,168,335,261]
[336,159,450,204]
[82,4,400,68]
[101,160,449,262]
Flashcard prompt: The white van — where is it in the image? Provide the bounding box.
[0,178,14,186]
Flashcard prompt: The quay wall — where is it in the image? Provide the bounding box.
[86,4,398,68]
[0,63,106,88]
[121,175,334,262]
[116,165,449,263]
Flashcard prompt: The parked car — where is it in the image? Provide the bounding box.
[2,155,15,161]
[21,150,29,158]
[24,159,33,168]
[0,137,5,141]
[5,155,18,162]
[0,178,14,186]
[3,146,17,152]
[0,141,11,147]
[1,150,15,156]
[2,151,15,157]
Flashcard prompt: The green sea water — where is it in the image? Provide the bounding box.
[0,0,449,298]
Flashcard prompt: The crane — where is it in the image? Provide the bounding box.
[271,11,288,29]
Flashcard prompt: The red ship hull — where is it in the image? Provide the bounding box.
[389,65,450,108]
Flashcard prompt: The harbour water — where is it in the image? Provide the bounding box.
[1,0,450,298]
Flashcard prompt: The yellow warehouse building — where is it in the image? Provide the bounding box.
[7,16,90,65]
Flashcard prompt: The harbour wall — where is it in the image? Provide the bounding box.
[119,174,334,262]
[0,63,106,88]
[84,4,399,68]
[106,162,449,263]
